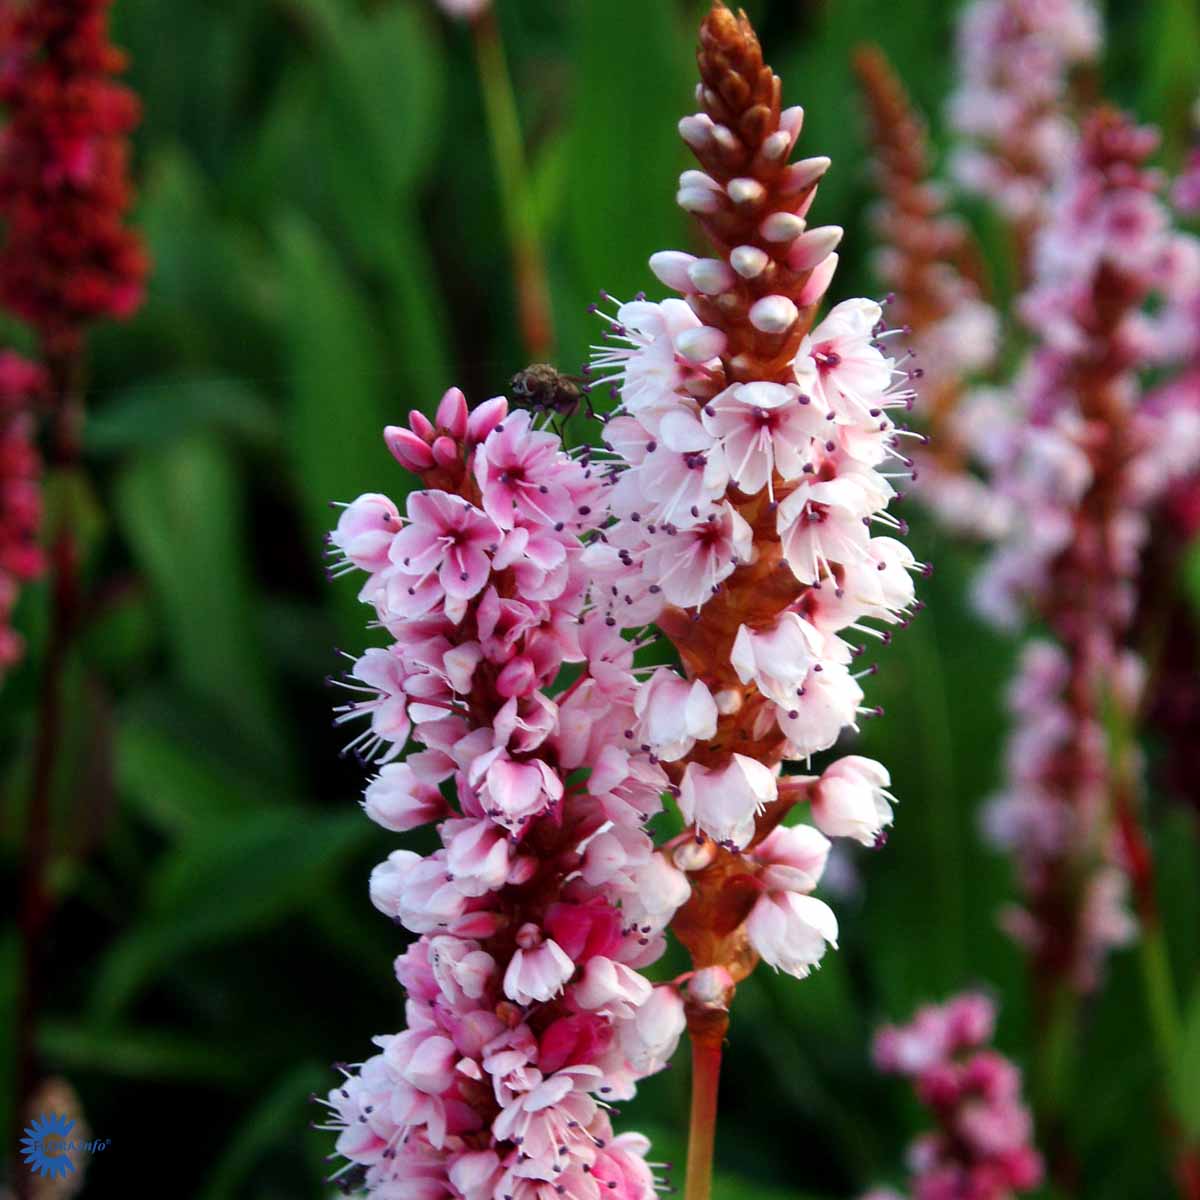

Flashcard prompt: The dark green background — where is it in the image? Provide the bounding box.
[2,0,1198,1196]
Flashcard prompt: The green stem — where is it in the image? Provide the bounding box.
[1035,980,1079,1122]
[1033,979,1081,1195]
[1140,923,1183,1073]
[472,9,555,360]
[902,604,965,988]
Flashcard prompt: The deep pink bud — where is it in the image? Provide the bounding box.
[916,1062,962,1109]
[432,435,460,470]
[409,410,435,439]
[544,899,623,963]
[466,396,508,443]
[538,1013,612,1074]
[385,425,435,470]
[437,386,469,437]
[495,656,537,698]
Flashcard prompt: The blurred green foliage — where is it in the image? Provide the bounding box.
[1,1,1198,1197]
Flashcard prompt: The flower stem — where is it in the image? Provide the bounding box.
[685,1011,728,1200]
[1139,923,1182,1083]
[472,8,555,361]
[13,353,83,1200]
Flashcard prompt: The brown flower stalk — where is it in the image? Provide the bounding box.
[663,3,834,984]
[854,45,999,533]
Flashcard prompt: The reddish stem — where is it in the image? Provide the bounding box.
[684,1010,728,1200]
[13,351,83,1199]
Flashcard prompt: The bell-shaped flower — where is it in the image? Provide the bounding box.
[678,753,778,849]
[633,669,717,762]
[810,755,895,845]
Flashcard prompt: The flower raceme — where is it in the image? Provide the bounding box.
[323,387,690,1197]
[947,0,1101,245]
[853,45,1001,541]
[0,0,148,356]
[588,3,918,1009]
[972,111,1200,992]
[867,993,1043,1200]
[321,5,918,1195]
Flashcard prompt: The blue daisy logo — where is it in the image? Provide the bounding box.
[20,1112,77,1180]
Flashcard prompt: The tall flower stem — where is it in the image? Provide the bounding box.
[12,355,83,1200]
[1033,976,1080,1193]
[472,8,555,360]
[685,1011,728,1200]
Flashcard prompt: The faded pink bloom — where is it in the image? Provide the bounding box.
[810,756,895,846]
[678,753,778,849]
[503,925,575,1005]
[633,669,717,762]
[870,994,1042,1200]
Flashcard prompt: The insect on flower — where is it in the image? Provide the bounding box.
[508,362,594,433]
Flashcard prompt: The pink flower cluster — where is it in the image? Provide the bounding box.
[0,0,148,354]
[948,0,1101,229]
[868,993,1042,1200]
[968,112,1200,987]
[319,10,919,1192]
[320,388,691,1198]
[589,283,920,787]
[0,351,46,677]
[982,641,1138,988]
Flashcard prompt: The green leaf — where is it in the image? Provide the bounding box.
[87,375,278,456]
[275,214,397,640]
[115,697,281,836]
[90,809,372,1021]
[566,0,691,304]
[199,1063,328,1200]
[114,434,288,761]
[1175,977,1200,1139]
[1182,537,1200,619]
[317,4,446,207]
[1140,0,1200,159]
[134,148,277,377]
[39,1022,254,1086]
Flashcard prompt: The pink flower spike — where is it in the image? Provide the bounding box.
[730,612,822,707]
[640,500,752,608]
[633,669,718,762]
[649,250,699,292]
[797,250,839,308]
[473,410,576,530]
[409,410,436,440]
[363,762,448,831]
[702,381,824,496]
[431,436,459,470]
[787,225,843,271]
[752,822,831,894]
